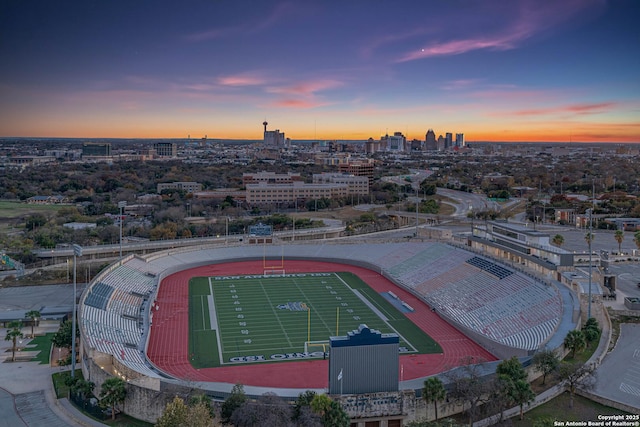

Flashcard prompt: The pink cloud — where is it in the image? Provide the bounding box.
[270,99,327,109]
[268,79,343,96]
[266,78,343,109]
[395,0,605,62]
[217,74,267,87]
[511,102,617,117]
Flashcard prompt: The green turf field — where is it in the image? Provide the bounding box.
[188,272,441,368]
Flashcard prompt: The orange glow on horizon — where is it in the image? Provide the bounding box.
[3,118,639,143]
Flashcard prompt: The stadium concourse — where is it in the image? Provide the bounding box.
[80,241,573,398]
[146,260,496,389]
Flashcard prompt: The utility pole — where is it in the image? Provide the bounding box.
[118,201,127,263]
[71,244,83,378]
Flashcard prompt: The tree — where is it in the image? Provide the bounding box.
[310,394,349,427]
[187,401,215,427]
[582,317,601,344]
[508,379,535,420]
[221,383,247,425]
[25,213,47,231]
[230,392,293,427]
[99,377,127,421]
[496,356,527,382]
[64,376,95,400]
[4,320,24,362]
[51,319,76,350]
[25,309,41,338]
[422,377,446,421]
[564,330,586,359]
[322,400,350,427]
[189,394,215,419]
[532,349,560,385]
[584,232,594,247]
[293,391,322,427]
[495,356,534,420]
[156,396,189,427]
[634,231,640,251]
[156,395,214,427]
[614,230,624,254]
[552,234,564,247]
[447,361,492,425]
[557,362,595,408]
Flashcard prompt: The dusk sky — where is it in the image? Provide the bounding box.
[1,0,639,142]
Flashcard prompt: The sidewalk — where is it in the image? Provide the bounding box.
[0,323,106,427]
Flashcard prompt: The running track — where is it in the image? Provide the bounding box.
[146,260,497,388]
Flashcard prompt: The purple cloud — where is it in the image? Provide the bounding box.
[395,0,605,62]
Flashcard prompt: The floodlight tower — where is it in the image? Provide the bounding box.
[71,244,83,378]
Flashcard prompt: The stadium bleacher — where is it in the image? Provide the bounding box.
[80,241,565,379]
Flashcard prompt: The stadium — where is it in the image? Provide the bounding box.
[78,239,579,424]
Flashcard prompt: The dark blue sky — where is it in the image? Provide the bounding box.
[1,0,639,141]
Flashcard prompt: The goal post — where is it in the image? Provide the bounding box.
[263,268,286,277]
[304,340,329,354]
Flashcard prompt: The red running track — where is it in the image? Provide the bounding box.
[146,260,497,388]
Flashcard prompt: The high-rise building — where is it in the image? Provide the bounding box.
[456,133,465,147]
[338,160,375,186]
[382,132,406,152]
[425,129,437,150]
[263,121,285,147]
[82,142,111,157]
[445,132,453,150]
[153,142,177,157]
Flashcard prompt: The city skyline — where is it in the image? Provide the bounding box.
[1,1,639,142]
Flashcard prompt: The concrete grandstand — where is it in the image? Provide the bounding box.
[78,240,580,423]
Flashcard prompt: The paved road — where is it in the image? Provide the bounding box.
[593,323,640,410]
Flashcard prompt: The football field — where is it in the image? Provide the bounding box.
[188,272,440,368]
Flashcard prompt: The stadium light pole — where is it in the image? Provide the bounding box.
[415,188,419,237]
[118,201,127,263]
[587,180,595,319]
[71,244,83,378]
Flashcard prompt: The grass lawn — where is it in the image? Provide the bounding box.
[188,271,440,368]
[27,333,54,364]
[52,370,83,398]
[512,391,630,426]
[0,200,64,219]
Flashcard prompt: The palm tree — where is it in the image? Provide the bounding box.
[614,230,624,254]
[25,309,41,338]
[564,329,586,359]
[4,320,24,362]
[99,377,127,421]
[584,232,594,246]
[422,377,446,421]
[552,234,564,247]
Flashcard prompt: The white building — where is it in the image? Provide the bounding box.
[246,181,349,205]
[312,173,369,195]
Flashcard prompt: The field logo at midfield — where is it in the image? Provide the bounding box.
[276,302,308,311]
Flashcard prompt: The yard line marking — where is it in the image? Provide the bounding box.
[208,279,218,331]
[258,279,293,347]
[292,277,333,335]
[334,273,418,353]
[209,277,225,365]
